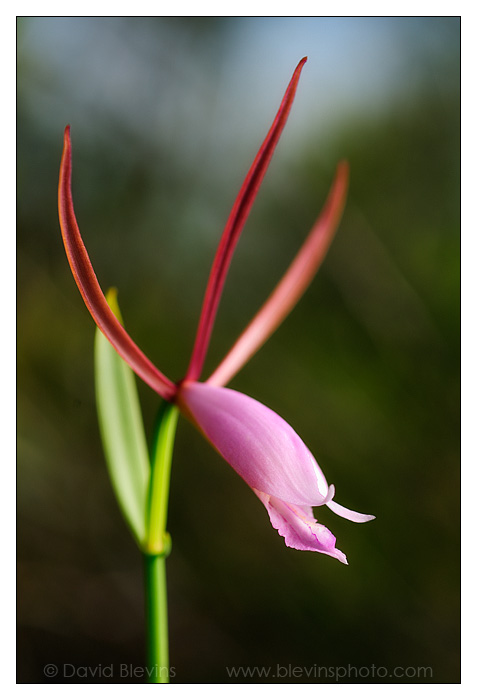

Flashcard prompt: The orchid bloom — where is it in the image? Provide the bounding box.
[58,58,374,564]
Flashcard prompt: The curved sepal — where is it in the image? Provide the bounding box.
[185,58,308,382]
[59,126,176,401]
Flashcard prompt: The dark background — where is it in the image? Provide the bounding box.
[18,17,460,683]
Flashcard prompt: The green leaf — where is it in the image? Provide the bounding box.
[94,289,150,546]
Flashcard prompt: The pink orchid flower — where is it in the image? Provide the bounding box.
[58,58,374,564]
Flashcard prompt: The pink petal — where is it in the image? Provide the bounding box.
[327,499,375,523]
[207,161,349,387]
[177,381,331,506]
[185,58,308,383]
[254,490,348,564]
[58,126,176,401]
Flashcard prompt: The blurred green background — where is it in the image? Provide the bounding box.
[17,17,460,683]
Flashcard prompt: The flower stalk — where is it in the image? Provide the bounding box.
[143,552,170,683]
[143,402,179,683]
[145,403,179,556]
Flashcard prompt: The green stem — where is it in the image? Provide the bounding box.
[144,553,170,682]
[146,403,179,554]
[143,402,179,683]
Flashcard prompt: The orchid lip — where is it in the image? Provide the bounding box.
[255,491,349,563]
[177,381,374,560]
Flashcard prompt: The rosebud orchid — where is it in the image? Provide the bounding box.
[58,58,374,565]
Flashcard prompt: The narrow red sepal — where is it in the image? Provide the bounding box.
[207,161,349,387]
[58,126,177,401]
[184,58,308,382]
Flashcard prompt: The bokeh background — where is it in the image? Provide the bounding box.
[17,17,460,683]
